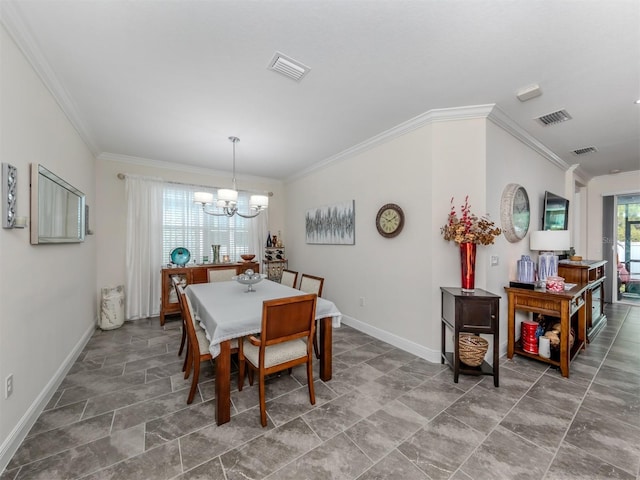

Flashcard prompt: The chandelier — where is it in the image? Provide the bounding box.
[194,136,268,218]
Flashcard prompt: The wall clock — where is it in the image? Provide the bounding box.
[376,203,404,238]
[500,183,530,243]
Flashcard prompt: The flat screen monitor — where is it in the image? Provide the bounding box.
[542,191,569,231]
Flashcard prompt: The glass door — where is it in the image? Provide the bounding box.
[617,195,640,302]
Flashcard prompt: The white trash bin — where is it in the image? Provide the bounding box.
[99,285,125,330]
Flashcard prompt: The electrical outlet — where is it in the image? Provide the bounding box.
[5,374,13,398]
[359,297,365,307]
[490,255,499,266]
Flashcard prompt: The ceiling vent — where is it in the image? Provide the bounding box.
[268,52,310,82]
[535,109,572,126]
[572,146,598,156]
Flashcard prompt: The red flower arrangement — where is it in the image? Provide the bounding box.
[441,196,501,245]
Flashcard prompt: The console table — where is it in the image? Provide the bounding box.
[160,262,259,325]
[558,259,607,342]
[505,285,587,378]
[440,287,500,387]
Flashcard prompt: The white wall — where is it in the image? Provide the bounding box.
[0,25,96,469]
[284,108,569,362]
[95,157,284,305]
[285,126,435,358]
[486,120,565,353]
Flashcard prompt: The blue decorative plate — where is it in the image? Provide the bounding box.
[170,247,191,266]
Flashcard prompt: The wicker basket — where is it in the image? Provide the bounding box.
[458,334,489,367]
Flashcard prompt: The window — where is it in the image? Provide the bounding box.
[162,184,256,264]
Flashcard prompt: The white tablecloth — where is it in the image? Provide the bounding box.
[185,279,342,358]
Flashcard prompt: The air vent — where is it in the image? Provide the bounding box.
[572,146,598,156]
[268,52,310,82]
[535,109,572,126]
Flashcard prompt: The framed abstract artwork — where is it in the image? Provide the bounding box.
[305,200,355,245]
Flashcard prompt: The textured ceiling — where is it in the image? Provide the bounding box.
[1,1,639,180]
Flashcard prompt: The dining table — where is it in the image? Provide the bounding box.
[185,279,342,425]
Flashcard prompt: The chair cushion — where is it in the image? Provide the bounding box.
[194,329,237,354]
[300,277,321,295]
[195,328,210,353]
[243,337,308,368]
[280,271,296,288]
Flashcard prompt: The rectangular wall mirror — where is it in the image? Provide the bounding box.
[30,164,86,244]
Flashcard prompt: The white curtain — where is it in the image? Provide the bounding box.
[250,208,268,261]
[125,175,164,320]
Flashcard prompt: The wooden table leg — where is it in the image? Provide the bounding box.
[578,296,587,351]
[319,317,332,381]
[507,292,515,359]
[215,340,231,425]
[493,326,500,387]
[559,299,569,378]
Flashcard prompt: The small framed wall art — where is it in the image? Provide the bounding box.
[2,163,17,229]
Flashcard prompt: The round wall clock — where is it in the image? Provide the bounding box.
[376,203,405,238]
[500,183,530,243]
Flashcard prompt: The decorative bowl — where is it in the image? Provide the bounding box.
[233,269,265,292]
[170,247,191,266]
[240,254,256,262]
[546,276,565,292]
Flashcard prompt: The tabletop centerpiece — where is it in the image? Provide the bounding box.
[441,196,501,292]
[234,269,264,292]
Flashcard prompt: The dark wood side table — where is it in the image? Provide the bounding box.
[440,287,500,387]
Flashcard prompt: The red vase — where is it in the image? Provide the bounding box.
[460,242,476,292]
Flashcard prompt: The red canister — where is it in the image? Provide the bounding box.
[521,321,539,354]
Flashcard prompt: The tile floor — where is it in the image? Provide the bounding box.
[2,303,639,480]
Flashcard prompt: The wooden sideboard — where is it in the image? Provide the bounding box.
[505,285,587,378]
[160,262,259,325]
[558,259,607,342]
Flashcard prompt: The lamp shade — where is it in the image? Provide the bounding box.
[530,230,570,252]
[194,191,214,204]
[250,195,269,209]
[217,189,238,203]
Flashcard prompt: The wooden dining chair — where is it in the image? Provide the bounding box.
[176,285,239,404]
[172,276,188,361]
[207,267,237,282]
[238,293,318,427]
[299,274,324,359]
[173,276,202,375]
[280,269,298,288]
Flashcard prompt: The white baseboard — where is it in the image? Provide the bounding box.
[0,323,96,474]
[340,316,510,367]
[340,315,441,363]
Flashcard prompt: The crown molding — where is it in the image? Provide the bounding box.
[287,103,581,183]
[1,3,99,155]
[287,105,496,182]
[485,105,582,177]
[98,152,280,185]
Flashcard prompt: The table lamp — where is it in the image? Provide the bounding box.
[530,230,570,281]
